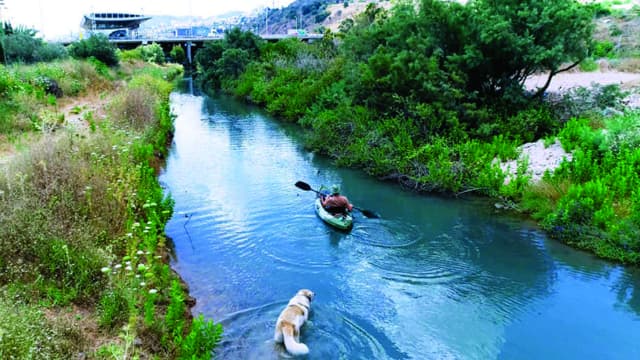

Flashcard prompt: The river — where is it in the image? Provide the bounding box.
[160,83,640,359]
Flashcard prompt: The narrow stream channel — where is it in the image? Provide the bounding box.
[160,82,640,359]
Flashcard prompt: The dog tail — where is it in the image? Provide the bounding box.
[282,323,309,356]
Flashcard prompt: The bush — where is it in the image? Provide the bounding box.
[119,47,143,62]
[549,84,627,122]
[68,34,119,67]
[593,40,615,58]
[140,43,165,64]
[579,57,599,72]
[169,45,185,64]
[179,315,223,359]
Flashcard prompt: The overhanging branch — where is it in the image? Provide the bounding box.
[532,60,582,98]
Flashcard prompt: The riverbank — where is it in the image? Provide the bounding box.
[200,30,640,265]
[0,59,221,358]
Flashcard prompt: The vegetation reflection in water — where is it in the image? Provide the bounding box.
[162,88,640,359]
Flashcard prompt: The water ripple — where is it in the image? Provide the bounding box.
[351,220,423,248]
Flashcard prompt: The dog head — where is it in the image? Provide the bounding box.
[297,289,314,302]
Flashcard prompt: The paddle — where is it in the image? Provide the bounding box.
[294,181,380,219]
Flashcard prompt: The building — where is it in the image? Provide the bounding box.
[0,0,7,23]
[81,12,151,39]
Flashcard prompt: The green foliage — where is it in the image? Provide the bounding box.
[579,57,599,72]
[224,27,263,59]
[220,48,250,79]
[462,0,594,97]
[169,45,186,64]
[119,47,143,62]
[501,106,559,143]
[180,315,223,360]
[593,40,615,58]
[68,34,119,67]
[1,26,67,64]
[535,112,640,263]
[194,0,638,264]
[140,43,166,64]
[165,280,186,344]
[0,296,79,359]
[0,60,221,357]
[587,1,613,17]
[195,28,265,92]
[98,289,129,330]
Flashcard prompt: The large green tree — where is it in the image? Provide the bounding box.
[340,0,593,117]
[462,0,594,98]
[1,25,67,64]
[194,28,265,91]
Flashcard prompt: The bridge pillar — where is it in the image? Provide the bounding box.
[186,41,193,65]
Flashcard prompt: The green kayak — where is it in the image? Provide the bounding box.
[314,197,353,230]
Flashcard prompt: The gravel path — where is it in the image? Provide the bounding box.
[525,71,640,92]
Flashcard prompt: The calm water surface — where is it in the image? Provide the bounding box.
[160,84,640,359]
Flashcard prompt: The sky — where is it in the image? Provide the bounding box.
[2,0,294,39]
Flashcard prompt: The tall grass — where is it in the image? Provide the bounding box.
[0,296,82,359]
[0,59,113,136]
[0,59,222,358]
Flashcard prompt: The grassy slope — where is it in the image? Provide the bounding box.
[0,59,221,358]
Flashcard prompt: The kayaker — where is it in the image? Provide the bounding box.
[321,185,353,215]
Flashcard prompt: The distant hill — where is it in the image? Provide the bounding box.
[245,0,392,34]
[139,12,251,36]
[137,1,391,36]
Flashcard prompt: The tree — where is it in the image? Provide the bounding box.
[1,25,67,64]
[462,0,594,98]
[224,27,263,59]
[219,48,250,78]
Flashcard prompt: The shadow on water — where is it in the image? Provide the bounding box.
[162,80,640,359]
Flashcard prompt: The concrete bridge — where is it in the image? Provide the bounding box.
[62,33,324,64]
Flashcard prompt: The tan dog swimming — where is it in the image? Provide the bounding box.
[274,289,314,356]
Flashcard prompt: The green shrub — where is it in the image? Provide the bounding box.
[68,34,119,67]
[119,47,143,62]
[169,45,186,64]
[140,43,165,64]
[179,315,223,359]
[98,289,130,330]
[593,40,615,58]
[579,57,599,72]
[503,106,558,143]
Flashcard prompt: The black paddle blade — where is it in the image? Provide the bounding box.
[357,208,380,219]
[295,181,312,191]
